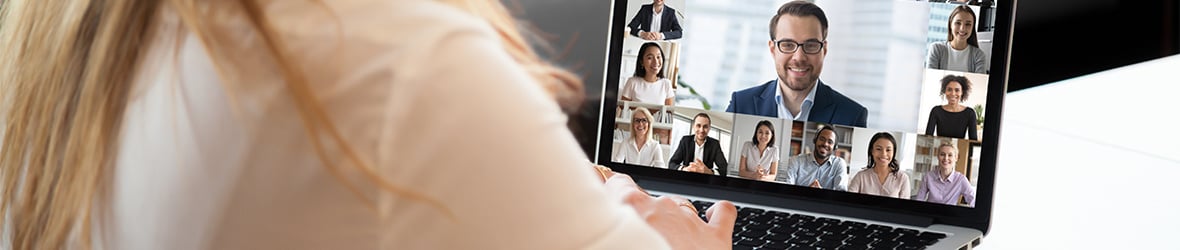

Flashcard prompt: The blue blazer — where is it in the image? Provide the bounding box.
[726,80,868,128]
[626,4,683,40]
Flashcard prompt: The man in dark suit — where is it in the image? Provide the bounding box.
[626,0,683,40]
[725,1,867,128]
[667,113,728,175]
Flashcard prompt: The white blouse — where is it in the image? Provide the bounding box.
[98,1,670,249]
[620,76,674,105]
[612,135,666,168]
[741,141,779,172]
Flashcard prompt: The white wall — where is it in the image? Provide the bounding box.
[915,69,990,139]
[726,114,791,177]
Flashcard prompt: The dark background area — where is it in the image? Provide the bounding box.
[1007,0,1178,91]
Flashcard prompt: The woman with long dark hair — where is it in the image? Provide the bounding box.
[926,5,988,73]
[848,133,911,199]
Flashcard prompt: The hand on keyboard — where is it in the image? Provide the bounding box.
[603,173,738,249]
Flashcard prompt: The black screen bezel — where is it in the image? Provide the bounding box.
[595,0,1016,235]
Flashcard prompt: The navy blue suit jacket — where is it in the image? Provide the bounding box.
[626,5,683,40]
[726,80,868,128]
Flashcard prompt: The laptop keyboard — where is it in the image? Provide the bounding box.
[688,200,947,250]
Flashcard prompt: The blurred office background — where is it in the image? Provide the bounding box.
[515,0,1178,92]
[511,0,1179,156]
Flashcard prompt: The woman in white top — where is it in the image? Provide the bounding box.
[612,107,665,167]
[0,0,736,249]
[848,133,912,199]
[738,120,779,181]
[620,42,675,105]
[925,5,988,74]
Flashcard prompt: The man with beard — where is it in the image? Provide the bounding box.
[668,113,728,175]
[784,125,848,191]
[725,1,866,128]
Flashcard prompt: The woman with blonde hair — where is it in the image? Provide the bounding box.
[916,143,976,206]
[0,0,735,249]
[612,107,665,168]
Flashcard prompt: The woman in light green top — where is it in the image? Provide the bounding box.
[926,5,988,74]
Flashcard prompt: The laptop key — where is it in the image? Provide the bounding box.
[799,221,827,231]
[760,242,789,250]
[917,232,947,239]
[788,214,816,221]
[845,235,875,246]
[740,229,768,239]
[877,239,901,248]
[814,238,845,249]
[866,224,893,232]
[914,237,940,246]
[736,238,763,246]
[815,217,841,224]
[893,228,919,236]
[819,233,847,242]
[840,221,868,229]
[767,210,791,218]
[765,232,792,242]
[836,246,870,250]
[846,228,875,238]
[769,225,798,235]
[793,229,823,239]
[732,245,755,250]
[787,237,818,246]
[897,244,927,250]
[824,224,853,234]
[871,231,902,241]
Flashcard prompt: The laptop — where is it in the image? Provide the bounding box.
[593,0,1015,249]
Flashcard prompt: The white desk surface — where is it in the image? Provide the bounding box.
[976,54,1180,249]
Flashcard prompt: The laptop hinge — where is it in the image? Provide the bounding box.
[636,178,936,228]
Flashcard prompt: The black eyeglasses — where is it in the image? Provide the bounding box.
[634,118,650,124]
[775,40,825,54]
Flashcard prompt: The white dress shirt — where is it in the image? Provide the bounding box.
[773,79,817,120]
[612,135,666,168]
[741,141,779,172]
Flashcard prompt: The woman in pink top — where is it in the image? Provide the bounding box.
[0,0,735,249]
[848,133,912,199]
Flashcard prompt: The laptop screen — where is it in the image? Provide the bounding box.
[600,0,1006,209]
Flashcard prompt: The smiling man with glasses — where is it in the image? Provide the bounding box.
[726,1,868,128]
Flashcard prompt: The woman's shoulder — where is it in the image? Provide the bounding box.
[969,45,987,54]
[851,168,873,178]
[894,170,910,179]
[928,41,949,50]
[274,0,495,58]
[930,105,949,115]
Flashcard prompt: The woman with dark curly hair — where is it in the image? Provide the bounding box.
[925,74,978,140]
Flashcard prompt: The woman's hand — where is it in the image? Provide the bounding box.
[603,173,737,249]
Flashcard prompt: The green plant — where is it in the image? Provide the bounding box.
[675,76,712,110]
[974,104,984,126]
